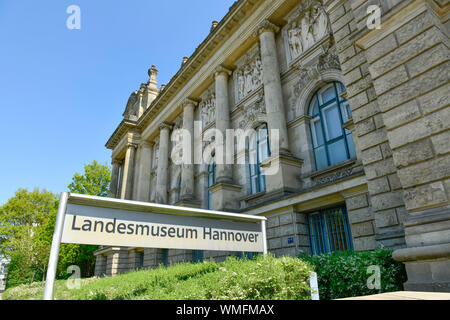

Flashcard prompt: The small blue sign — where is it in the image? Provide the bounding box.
[287,237,294,244]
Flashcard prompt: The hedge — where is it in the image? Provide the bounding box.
[298,248,407,299]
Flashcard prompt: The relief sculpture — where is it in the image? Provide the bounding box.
[235,56,263,102]
[285,0,330,62]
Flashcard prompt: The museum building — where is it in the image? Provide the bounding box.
[94,0,450,292]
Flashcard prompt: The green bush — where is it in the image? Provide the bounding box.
[206,254,313,300]
[298,249,407,300]
[2,254,314,300]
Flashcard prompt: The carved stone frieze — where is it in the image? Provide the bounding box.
[235,57,263,103]
[289,49,341,119]
[238,92,266,129]
[293,49,341,99]
[200,89,216,128]
[283,0,331,64]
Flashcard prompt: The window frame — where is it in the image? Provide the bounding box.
[192,250,204,263]
[138,252,144,270]
[176,175,181,203]
[309,82,355,171]
[207,155,216,210]
[307,206,354,256]
[248,123,270,195]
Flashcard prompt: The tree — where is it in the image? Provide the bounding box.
[0,188,58,287]
[68,160,111,197]
[1,161,112,287]
[0,188,57,257]
[67,160,111,277]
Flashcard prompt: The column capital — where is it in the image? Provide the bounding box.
[159,122,173,132]
[255,20,280,37]
[214,65,233,79]
[139,140,154,148]
[180,98,198,109]
[111,158,123,166]
[126,142,138,149]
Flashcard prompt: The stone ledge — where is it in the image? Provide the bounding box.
[309,158,357,179]
[404,207,450,228]
[393,243,450,262]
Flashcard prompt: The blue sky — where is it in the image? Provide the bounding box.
[0,0,235,205]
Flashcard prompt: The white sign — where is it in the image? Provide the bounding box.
[43,193,267,300]
[62,203,264,252]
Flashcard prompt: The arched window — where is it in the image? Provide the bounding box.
[309,82,356,171]
[207,155,216,210]
[249,123,270,195]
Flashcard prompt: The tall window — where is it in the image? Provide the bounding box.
[207,155,216,210]
[138,252,144,270]
[307,206,353,255]
[192,250,204,263]
[309,82,356,171]
[176,175,181,203]
[249,124,270,194]
[161,249,169,267]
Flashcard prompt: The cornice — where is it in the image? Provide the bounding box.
[105,119,137,150]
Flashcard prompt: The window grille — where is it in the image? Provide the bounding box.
[308,206,353,255]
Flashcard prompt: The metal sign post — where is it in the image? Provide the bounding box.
[43,192,267,300]
[43,192,69,300]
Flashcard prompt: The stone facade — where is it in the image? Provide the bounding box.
[96,0,450,292]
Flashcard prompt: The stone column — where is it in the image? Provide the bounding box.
[255,20,303,194]
[209,66,243,211]
[214,65,233,184]
[120,143,137,200]
[256,20,289,154]
[155,123,172,204]
[94,255,107,277]
[180,99,197,201]
[136,141,153,202]
[128,250,137,271]
[132,146,141,200]
[106,249,129,277]
[109,159,121,198]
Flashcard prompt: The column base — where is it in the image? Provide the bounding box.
[393,207,450,292]
[175,198,202,209]
[393,243,450,292]
[260,154,303,193]
[209,183,243,212]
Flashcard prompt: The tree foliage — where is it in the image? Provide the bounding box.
[0,188,58,287]
[1,160,111,288]
[67,160,111,197]
[0,188,57,256]
[66,160,111,277]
